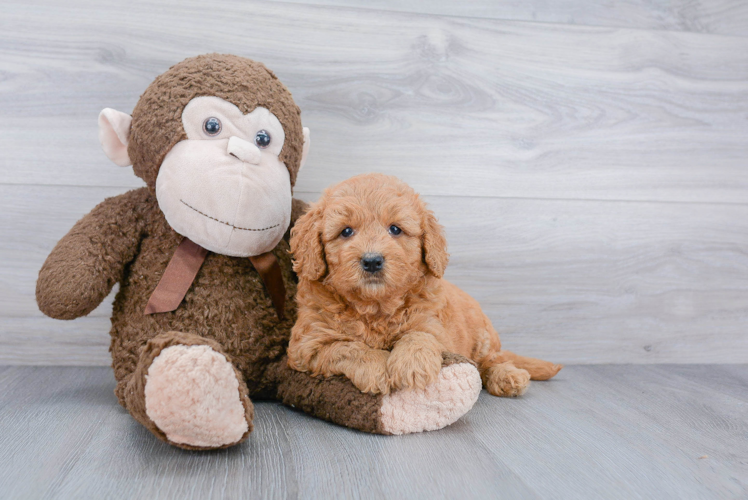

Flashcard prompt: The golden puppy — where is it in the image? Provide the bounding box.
[288,174,561,397]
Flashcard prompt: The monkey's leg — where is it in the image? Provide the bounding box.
[271,353,482,435]
[122,331,254,450]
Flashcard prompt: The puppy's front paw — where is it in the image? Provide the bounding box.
[346,349,391,395]
[482,362,530,397]
[387,333,443,391]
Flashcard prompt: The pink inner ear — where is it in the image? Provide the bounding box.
[98,108,132,167]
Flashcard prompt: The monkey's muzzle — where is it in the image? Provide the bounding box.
[227,136,261,165]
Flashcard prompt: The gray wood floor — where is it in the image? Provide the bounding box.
[0,364,745,499]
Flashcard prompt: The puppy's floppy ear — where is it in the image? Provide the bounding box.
[422,208,449,278]
[290,202,327,281]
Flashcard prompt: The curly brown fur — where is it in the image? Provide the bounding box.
[288,174,563,397]
[37,185,395,444]
[38,188,300,400]
[129,54,304,190]
[36,55,396,448]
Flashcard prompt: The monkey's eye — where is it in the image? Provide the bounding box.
[255,130,271,148]
[203,117,222,136]
[388,225,402,236]
[340,227,354,238]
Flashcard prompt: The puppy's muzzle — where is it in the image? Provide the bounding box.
[361,253,384,274]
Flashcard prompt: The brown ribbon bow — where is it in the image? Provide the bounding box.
[144,237,285,320]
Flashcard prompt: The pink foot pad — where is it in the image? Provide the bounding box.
[379,362,482,435]
[144,345,249,448]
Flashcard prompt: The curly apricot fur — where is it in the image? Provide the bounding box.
[289,174,562,395]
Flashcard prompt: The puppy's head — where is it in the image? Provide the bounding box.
[291,174,448,301]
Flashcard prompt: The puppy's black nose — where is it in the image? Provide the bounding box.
[361,253,384,274]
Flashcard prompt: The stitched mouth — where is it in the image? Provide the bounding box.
[180,199,280,232]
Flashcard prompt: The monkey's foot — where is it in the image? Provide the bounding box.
[143,343,253,449]
[378,353,482,435]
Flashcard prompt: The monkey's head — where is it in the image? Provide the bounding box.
[97,54,310,257]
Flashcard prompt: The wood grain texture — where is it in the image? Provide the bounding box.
[1,0,746,365]
[0,365,745,499]
[0,0,747,203]
[287,0,748,37]
[2,185,746,365]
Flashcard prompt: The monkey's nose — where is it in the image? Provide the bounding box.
[361,253,385,274]
[227,136,261,164]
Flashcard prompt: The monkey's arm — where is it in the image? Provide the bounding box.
[36,188,149,320]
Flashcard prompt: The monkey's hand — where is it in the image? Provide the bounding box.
[36,188,148,320]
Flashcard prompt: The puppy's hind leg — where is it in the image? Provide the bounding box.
[491,350,563,381]
[480,359,531,398]
[479,349,563,397]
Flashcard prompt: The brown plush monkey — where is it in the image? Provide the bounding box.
[36,54,482,450]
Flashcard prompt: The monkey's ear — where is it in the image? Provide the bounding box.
[98,108,132,167]
[299,127,311,172]
[422,208,449,279]
[290,202,327,281]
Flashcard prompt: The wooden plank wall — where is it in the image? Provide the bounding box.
[1,0,747,365]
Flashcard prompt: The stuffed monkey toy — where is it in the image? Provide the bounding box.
[36,54,482,450]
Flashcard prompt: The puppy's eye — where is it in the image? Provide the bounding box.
[340,227,354,238]
[388,225,402,236]
[203,117,222,136]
